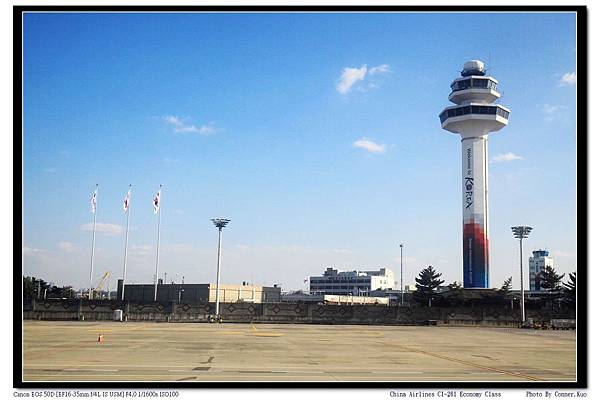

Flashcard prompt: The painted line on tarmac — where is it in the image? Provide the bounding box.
[470,372,503,375]
[26,364,213,368]
[270,370,325,374]
[247,322,281,337]
[393,344,545,381]
[63,369,119,372]
[374,371,423,374]
[250,333,283,337]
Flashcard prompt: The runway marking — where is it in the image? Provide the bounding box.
[375,371,424,374]
[271,370,325,374]
[247,322,281,337]
[392,344,546,381]
[470,372,502,375]
[25,364,215,368]
[250,333,282,337]
[63,369,119,372]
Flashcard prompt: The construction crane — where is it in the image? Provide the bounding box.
[88,271,111,299]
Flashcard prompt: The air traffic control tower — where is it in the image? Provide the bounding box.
[439,60,510,288]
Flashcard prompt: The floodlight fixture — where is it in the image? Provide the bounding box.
[511,226,533,239]
[212,218,230,230]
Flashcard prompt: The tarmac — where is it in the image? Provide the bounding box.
[22,320,576,382]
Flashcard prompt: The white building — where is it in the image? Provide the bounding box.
[309,267,395,295]
[529,250,554,292]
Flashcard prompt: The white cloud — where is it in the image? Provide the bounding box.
[165,115,183,125]
[491,152,524,163]
[336,63,392,94]
[58,241,74,253]
[352,138,386,154]
[23,246,44,255]
[368,64,390,75]
[130,245,152,257]
[541,104,567,122]
[163,157,180,163]
[80,222,123,236]
[163,115,216,135]
[559,72,576,86]
[336,65,368,94]
[332,248,352,254]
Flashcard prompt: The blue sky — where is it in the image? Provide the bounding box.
[22,12,577,291]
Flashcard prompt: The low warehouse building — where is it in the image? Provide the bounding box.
[117,280,281,303]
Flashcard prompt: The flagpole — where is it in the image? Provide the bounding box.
[89,184,98,299]
[153,185,162,302]
[121,185,131,301]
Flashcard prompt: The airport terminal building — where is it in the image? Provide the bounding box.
[309,267,395,295]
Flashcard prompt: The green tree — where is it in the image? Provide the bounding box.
[500,277,513,292]
[448,281,462,290]
[562,271,576,309]
[444,281,465,306]
[23,276,50,300]
[496,276,513,304]
[540,266,565,309]
[414,266,445,305]
[23,276,35,299]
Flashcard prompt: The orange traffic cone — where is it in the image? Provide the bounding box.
[98,334,104,343]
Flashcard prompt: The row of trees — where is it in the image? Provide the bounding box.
[413,266,576,309]
[23,276,77,300]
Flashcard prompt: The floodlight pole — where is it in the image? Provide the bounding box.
[519,237,524,323]
[399,243,404,307]
[512,226,532,325]
[212,219,230,319]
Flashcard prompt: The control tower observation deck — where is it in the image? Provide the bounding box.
[439,60,510,288]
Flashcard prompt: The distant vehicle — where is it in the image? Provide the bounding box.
[550,319,576,330]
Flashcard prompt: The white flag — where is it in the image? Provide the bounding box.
[90,186,98,214]
[123,187,131,213]
[153,188,161,214]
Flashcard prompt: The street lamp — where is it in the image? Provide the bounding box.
[211,218,230,321]
[399,243,404,307]
[511,226,533,325]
